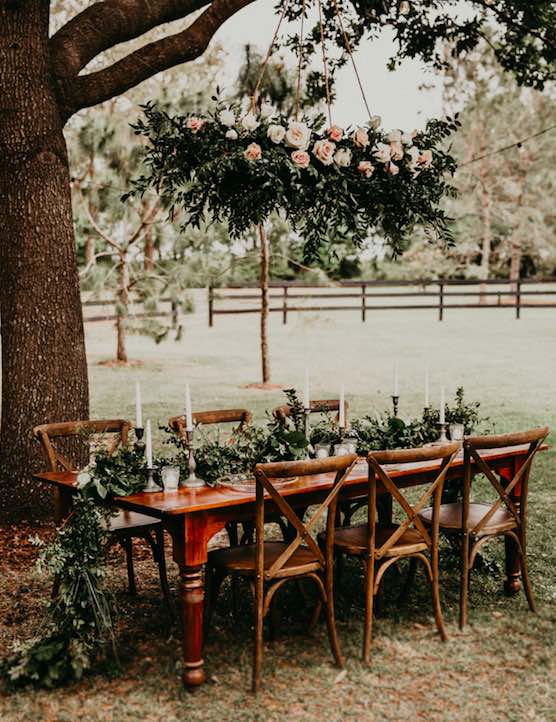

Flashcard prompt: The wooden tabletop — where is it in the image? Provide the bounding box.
[34,444,538,520]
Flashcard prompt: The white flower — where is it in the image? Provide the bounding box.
[285,121,311,150]
[218,108,236,127]
[226,129,238,140]
[334,148,352,167]
[357,161,374,178]
[373,142,391,163]
[418,149,433,168]
[76,471,91,487]
[390,141,404,161]
[313,139,336,165]
[401,130,416,145]
[387,129,402,143]
[369,115,381,130]
[386,161,399,176]
[260,102,276,119]
[352,127,370,148]
[267,124,286,144]
[241,112,259,132]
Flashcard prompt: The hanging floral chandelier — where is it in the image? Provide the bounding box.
[127,0,459,259]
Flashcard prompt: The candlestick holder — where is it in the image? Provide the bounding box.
[143,467,160,493]
[391,395,400,417]
[180,428,206,489]
[303,407,314,458]
[134,426,145,454]
[436,422,448,444]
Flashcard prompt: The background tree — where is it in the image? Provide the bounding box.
[0,1,554,520]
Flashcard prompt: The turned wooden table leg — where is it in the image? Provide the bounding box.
[179,563,206,690]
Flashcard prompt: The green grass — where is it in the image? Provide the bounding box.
[2,304,556,721]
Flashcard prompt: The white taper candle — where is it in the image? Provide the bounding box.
[145,419,153,468]
[185,383,193,431]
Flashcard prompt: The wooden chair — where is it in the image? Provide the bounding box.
[418,427,548,629]
[33,419,171,605]
[326,443,459,663]
[205,454,358,692]
[272,398,349,425]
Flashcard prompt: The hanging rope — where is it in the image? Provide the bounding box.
[250,0,292,112]
[458,123,556,168]
[329,0,373,122]
[317,0,333,126]
[295,0,307,120]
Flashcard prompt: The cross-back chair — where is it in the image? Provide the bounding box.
[272,398,349,425]
[205,454,358,692]
[419,427,548,628]
[33,419,171,605]
[327,443,459,663]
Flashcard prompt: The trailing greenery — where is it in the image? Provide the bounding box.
[125,101,459,261]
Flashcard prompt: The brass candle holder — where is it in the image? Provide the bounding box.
[134,426,145,454]
[181,428,206,489]
[391,395,400,417]
[303,407,314,459]
[143,467,160,493]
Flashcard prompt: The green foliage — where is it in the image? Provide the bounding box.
[126,102,459,261]
[77,447,149,501]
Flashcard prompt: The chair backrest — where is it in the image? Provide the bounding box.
[254,455,358,579]
[367,443,460,558]
[463,427,548,536]
[272,399,349,425]
[168,408,253,444]
[33,419,132,472]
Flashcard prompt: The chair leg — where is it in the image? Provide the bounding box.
[363,557,376,664]
[519,536,537,613]
[324,576,344,669]
[123,537,137,595]
[459,533,470,630]
[431,550,448,642]
[153,527,172,610]
[252,586,265,693]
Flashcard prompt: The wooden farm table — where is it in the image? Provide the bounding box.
[35,443,537,690]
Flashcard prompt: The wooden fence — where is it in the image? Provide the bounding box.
[82,296,179,325]
[208,278,556,326]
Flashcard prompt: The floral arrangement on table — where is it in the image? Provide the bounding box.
[125,100,460,259]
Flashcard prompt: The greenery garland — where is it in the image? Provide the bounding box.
[125,99,460,260]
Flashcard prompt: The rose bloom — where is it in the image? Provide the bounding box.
[357,160,374,178]
[267,124,286,144]
[260,102,275,119]
[327,125,344,142]
[387,129,402,143]
[369,115,381,130]
[334,148,352,167]
[244,142,262,161]
[291,150,310,169]
[312,139,336,166]
[401,130,416,145]
[218,108,235,127]
[386,161,399,176]
[225,129,238,140]
[352,127,369,148]
[390,141,404,161]
[285,121,311,150]
[241,112,260,132]
[187,117,205,133]
[418,149,433,168]
[373,142,391,163]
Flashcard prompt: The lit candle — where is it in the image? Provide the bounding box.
[145,419,153,468]
[303,368,310,409]
[135,381,142,428]
[425,369,430,408]
[393,362,399,396]
[339,384,345,428]
[185,383,193,431]
[440,387,445,425]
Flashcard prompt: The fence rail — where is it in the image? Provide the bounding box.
[81,296,178,325]
[208,278,556,326]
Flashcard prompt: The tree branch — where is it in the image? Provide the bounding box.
[69,0,256,113]
[50,0,209,78]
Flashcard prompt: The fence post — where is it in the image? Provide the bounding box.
[361,283,366,322]
[171,300,178,329]
[516,279,521,320]
[438,282,444,321]
[208,286,214,327]
[282,286,288,325]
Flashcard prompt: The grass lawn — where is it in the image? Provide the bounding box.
[1,302,555,721]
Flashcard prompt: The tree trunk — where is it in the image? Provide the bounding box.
[478,153,492,304]
[116,252,129,363]
[258,223,270,384]
[84,236,96,268]
[0,3,89,522]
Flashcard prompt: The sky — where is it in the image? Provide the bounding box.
[213,0,444,131]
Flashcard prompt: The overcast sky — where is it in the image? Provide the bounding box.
[213,0,444,131]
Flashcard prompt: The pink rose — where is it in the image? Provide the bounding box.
[352,127,370,149]
[187,117,205,133]
[390,141,404,161]
[386,161,399,176]
[291,150,310,169]
[244,142,262,161]
[357,161,374,178]
[312,139,336,166]
[326,125,344,142]
[418,149,433,168]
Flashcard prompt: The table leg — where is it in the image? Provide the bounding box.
[178,563,206,689]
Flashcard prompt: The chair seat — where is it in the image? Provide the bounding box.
[103,510,161,533]
[325,524,428,557]
[418,502,517,535]
[208,541,321,578]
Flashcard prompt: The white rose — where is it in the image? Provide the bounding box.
[369,115,381,130]
[401,130,416,145]
[241,112,260,132]
[285,121,311,150]
[260,102,276,119]
[373,142,391,163]
[352,127,370,148]
[418,149,433,168]
[226,129,238,140]
[334,148,352,167]
[390,141,404,161]
[218,108,236,127]
[267,124,286,144]
[387,129,402,143]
